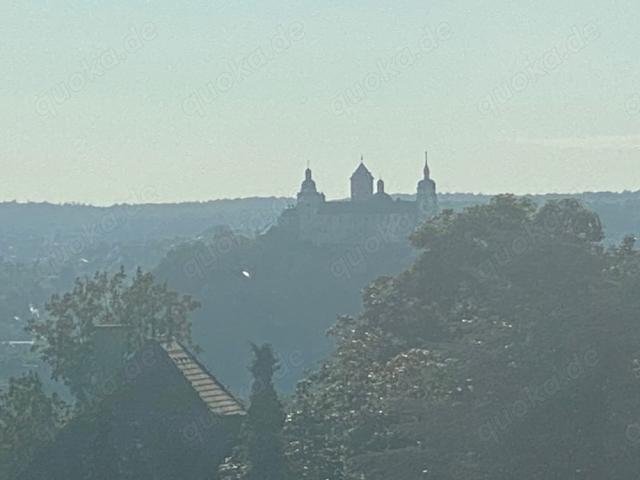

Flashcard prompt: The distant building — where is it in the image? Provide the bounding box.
[22,327,245,480]
[278,153,439,244]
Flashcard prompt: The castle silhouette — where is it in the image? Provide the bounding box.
[278,153,438,245]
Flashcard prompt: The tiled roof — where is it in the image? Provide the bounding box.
[161,341,245,416]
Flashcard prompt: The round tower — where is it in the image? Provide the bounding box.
[295,167,324,242]
[416,152,438,220]
[297,168,324,209]
[374,178,392,201]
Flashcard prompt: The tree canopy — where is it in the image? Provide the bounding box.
[26,267,200,404]
[0,372,68,479]
[285,195,640,479]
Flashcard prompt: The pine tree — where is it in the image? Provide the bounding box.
[243,344,290,480]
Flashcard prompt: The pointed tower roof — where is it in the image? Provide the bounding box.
[418,151,436,192]
[423,151,431,179]
[351,157,373,179]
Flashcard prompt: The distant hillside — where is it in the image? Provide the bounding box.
[153,227,417,394]
[0,197,291,264]
[2,191,640,392]
[151,190,640,393]
[2,191,638,265]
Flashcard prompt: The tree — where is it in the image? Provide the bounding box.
[286,196,640,479]
[220,344,290,480]
[285,314,455,480]
[0,372,68,479]
[27,267,200,404]
[244,344,289,480]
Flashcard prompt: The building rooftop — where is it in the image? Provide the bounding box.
[161,341,246,416]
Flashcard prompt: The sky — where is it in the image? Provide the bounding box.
[1,0,639,205]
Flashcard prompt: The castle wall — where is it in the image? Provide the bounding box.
[299,212,417,245]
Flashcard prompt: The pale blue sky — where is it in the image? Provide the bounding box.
[1,1,639,204]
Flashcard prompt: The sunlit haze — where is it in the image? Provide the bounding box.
[2,1,639,204]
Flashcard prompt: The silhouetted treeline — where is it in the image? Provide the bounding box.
[1,191,639,263]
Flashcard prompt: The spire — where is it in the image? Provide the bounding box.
[305,167,312,181]
[417,150,438,218]
[423,151,430,179]
[377,178,385,194]
[360,154,364,164]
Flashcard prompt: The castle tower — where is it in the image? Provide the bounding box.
[294,167,325,241]
[350,157,374,202]
[374,178,392,201]
[297,167,324,208]
[416,152,438,221]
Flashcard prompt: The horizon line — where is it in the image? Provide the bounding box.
[1,189,639,208]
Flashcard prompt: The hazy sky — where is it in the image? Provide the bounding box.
[1,1,639,204]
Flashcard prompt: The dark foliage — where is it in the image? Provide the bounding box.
[0,372,68,479]
[26,268,199,404]
[286,196,640,479]
[220,344,290,480]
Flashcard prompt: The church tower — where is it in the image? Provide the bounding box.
[416,152,438,221]
[350,157,374,202]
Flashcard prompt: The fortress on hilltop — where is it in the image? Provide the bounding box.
[277,153,439,245]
